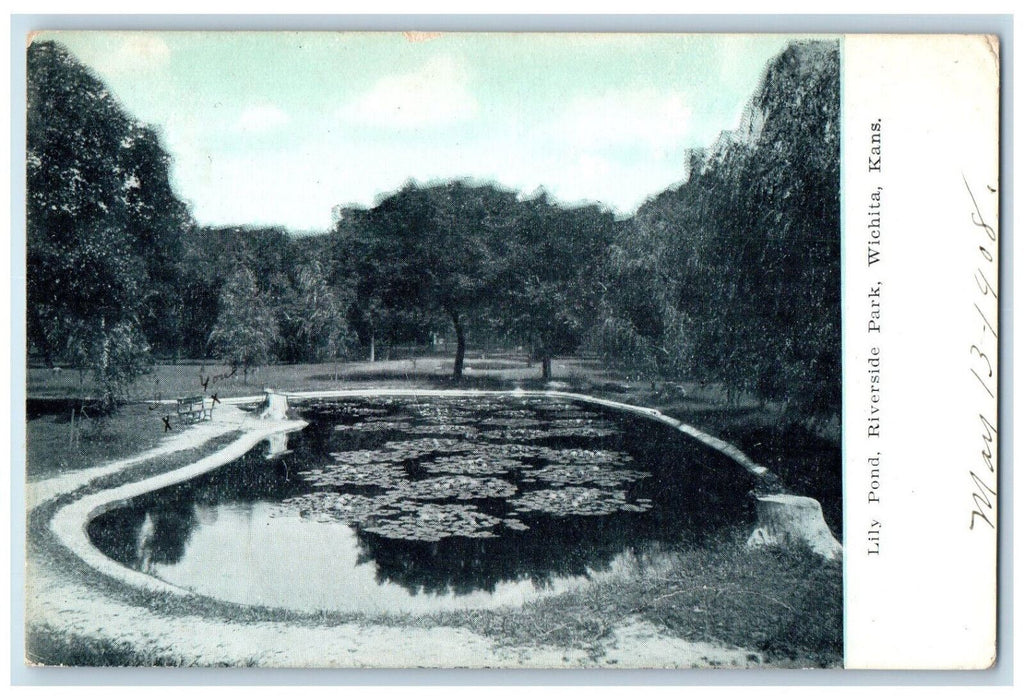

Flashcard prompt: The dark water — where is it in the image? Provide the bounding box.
[88,395,755,614]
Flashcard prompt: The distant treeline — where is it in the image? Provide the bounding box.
[27,40,839,416]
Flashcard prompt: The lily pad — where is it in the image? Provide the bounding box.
[361,503,502,541]
[382,437,476,460]
[543,448,635,467]
[300,454,409,488]
[511,487,653,517]
[479,417,545,428]
[419,454,527,476]
[486,409,538,419]
[392,475,517,500]
[523,463,650,488]
[502,517,530,531]
[342,406,392,417]
[403,423,480,438]
[334,420,411,432]
[480,428,557,442]
[275,492,409,523]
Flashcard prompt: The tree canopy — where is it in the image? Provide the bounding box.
[208,266,280,382]
[27,40,190,404]
[344,182,522,379]
[26,38,841,420]
[593,40,840,415]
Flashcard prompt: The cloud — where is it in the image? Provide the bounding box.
[549,89,694,158]
[90,35,171,76]
[341,56,478,128]
[236,105,291,133]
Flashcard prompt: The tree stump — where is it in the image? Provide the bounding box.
[747,494,842,560]
[259,389,289,421]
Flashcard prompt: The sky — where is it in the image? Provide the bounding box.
[41,31,796,232]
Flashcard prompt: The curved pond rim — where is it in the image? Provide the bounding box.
[282,388,768,478]
[49,419,309,598]
[48,388,766,604]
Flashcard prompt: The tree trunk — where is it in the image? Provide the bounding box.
[369,332,375,363]
[30,306,54,368]
[450,311,465,381]
[541,357,552,380]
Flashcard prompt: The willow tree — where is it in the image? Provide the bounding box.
[208,266,279,383]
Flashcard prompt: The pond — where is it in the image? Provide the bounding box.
[87,394,755,614]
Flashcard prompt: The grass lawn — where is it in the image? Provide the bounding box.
[436,530,843,666]
[27,355,594,402]
[26,403,168,481]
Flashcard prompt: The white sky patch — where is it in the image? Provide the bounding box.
[170,124,690,230]
[183,146,345,230]
[236,104,291,134]
[87,34,171,76]
[550,89,694,159]
[341,56,479,128]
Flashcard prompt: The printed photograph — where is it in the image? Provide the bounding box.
[24,32,842,668]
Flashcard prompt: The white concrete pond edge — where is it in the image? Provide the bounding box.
[45,388,838,606]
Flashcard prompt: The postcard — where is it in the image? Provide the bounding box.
[20,31,999,670]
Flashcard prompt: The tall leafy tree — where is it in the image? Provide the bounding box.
[352,182,519,380]
[27,40,189,403]
[277,260,355,363]
[177,225,296,359]
[208,266,279,382]
[503,195,615,379]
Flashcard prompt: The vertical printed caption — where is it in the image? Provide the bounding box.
[865,117,883,556]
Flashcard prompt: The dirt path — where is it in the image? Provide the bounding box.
[27,402,261,508]
[28,553,761,668]
[26,391,765,669]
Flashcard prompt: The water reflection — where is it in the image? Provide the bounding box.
[88,396,755,614]
[94,496,198,574]
[354,510,646,596]
[265,432,291,459]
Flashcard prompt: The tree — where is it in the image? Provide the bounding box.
[350,182,519,380]
[592,40,840,416]
[277,260,355,363]
[503,196,615,379]
[27,40,190,403]
[108,122,190,357]
[208,266,280,382]
[178,225,297,359]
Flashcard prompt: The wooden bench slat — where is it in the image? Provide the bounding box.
[175,396,215,423]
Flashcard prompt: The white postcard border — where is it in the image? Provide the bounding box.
[843,34,999,670]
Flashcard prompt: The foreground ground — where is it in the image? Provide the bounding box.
[24,356,842,668]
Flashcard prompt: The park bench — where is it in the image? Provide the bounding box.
[176,395,214,424]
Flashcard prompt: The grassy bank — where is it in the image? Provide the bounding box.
[432,529,842,667]
[27,624,194,667]
[26,403,169,481]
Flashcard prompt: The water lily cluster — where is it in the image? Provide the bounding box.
[276,397,656,540]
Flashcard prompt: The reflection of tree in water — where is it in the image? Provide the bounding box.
[132,497,200,568]
[88,495,199,570]
[352,511,650,596]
